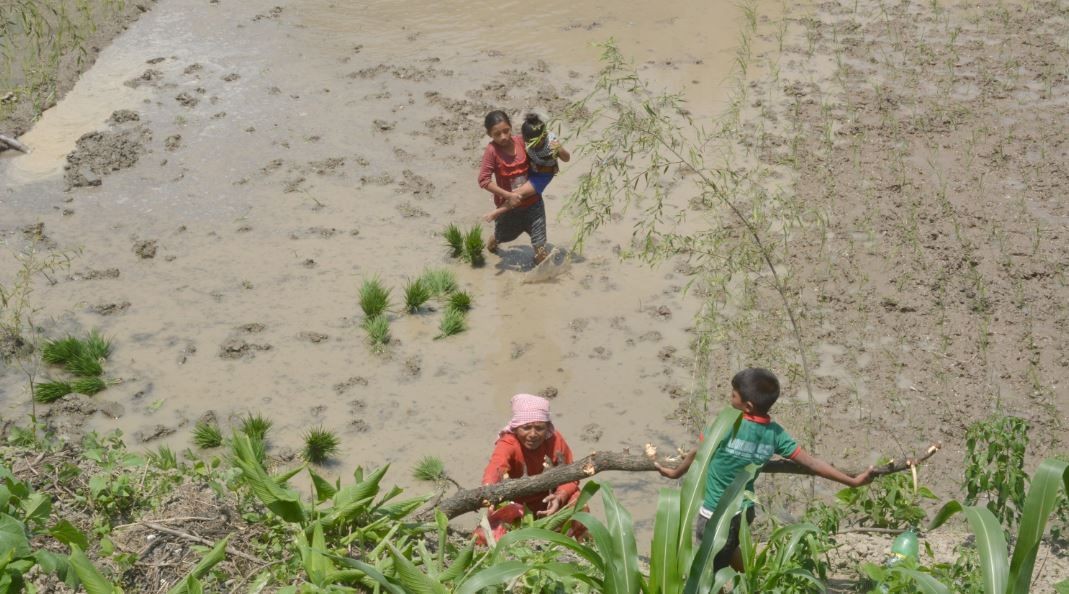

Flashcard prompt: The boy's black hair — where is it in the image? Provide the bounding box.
[521,112,546,142]
[731,367,780,414]
[484,110,511,131]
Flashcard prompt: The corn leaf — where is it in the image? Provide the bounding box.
[491,527,603,571]
[649,488,681,594]
[68,544,117,594]
[677,407,742,578]
[601,482,641,594]
[166,535,228,594]
[455,561,531,594]
[683,464,758,594]
[230,432,306,523]
[574,510,620,593]
[1008,458,1068,593]
[930,501,1007,594]
[386,543,449,594]
[438,540,475,583]
[309,468,338,503]
[886,567,949,594]
[325,552,406,594]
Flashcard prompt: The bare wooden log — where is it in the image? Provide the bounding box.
[0,133,30,153]
[434,443,940,519]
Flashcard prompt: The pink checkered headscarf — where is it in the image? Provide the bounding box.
[498,393,554,438]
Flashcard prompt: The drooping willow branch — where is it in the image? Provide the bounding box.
[563,42,821,454]
[431,443,940,519]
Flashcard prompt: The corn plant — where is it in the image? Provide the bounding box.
[920,458,1069,594]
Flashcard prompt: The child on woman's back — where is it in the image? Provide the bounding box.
[482,113,570,223]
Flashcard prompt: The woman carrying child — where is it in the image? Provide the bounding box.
[478,393,582,543]
[477,111,570,266]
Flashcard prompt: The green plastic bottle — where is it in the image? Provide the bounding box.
[890,528,919,562]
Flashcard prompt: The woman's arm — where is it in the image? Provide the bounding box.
[478,146,522,205]
[481,440,517,486]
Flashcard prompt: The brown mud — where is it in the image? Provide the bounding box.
[1,0,1067,588]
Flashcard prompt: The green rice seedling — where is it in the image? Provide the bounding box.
[302,426,341,464]
[240,413,273,441]
[420,268,457,297]
[363,314,391,348]
[71,377,106,396]
[443,223,464,257]
[193,422,223,449]
[33,381,72,403]
[447,290,472,313]
[358,278,391,318]
[41,336,83,365]
[403,278,431,313]
[85,330,112,360]
[436,308,466,339]
[65,351,103,377]
[412,455,447,483]
[464,226,485,266]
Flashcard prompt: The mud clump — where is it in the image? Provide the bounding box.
[73,268,121,280]
[222,72,241,82]
[125,68,162,88]
[64,127,149,189]
[298,331,329,343]
[108,109,140,124]
[133,239,158,259]
[218,338,272,360]
[136,424,176,443]
[334,376,368,394]
[538,386,559,399]
[89,301,131,316]
[175,92,199,108]
[165,134,182,151]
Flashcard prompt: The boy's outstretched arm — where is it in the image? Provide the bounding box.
[655,448,697,479]
[790,450,875,487]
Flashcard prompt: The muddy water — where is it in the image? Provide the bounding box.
[1,0,749,541]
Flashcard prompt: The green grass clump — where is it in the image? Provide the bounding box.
[240,413,273,441]
[420,268,457,297]
[33,381,72,403]
[85,330,112,360]
[358,278,391,318]
[436,308,467,339]
[412,455,447,483]
[193,422,223,449]
[464,226,485,266]
[403,278,431,313]
[302,426,341,464]
[71,377,106,395]
[447,290,472,313]
[364,314,391,348]
[42,337,83,365]
[443,224,464,258]
[65,351,103,377]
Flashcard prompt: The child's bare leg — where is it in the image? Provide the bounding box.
[483,206,510,223]
[514,181,537,198]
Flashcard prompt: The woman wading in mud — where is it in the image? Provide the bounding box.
[477,110,568,266]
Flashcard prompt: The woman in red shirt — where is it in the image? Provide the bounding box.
[477,110,551,265]
[478,393,582,542]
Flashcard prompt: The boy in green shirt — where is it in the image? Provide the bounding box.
[657,367,874,574]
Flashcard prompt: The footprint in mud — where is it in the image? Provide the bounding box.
[89,301,131,316]
[72,268,120,280]
[236,322,266,333]
[580,423,604,443]
[218,338,272,360]
[539,386,559,399]
[334,376,368,394]
[133,239,158,259]
[175,92,199,108]
[298,331,329,343]
[523,247,572,284]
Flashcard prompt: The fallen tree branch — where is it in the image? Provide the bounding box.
[433,443,941,519]
[0,133,30,153]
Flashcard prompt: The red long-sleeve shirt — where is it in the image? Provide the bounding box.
[481,432,579,511]
[477,135,542,208]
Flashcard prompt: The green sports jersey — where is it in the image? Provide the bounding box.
[702,414,800,512]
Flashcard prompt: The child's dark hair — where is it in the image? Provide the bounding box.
[484,110,511,130]
[731,368,780,414]
[521,113,546,142]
